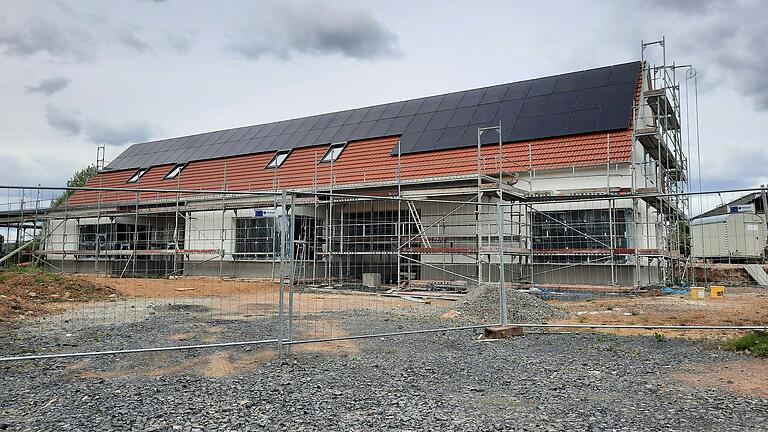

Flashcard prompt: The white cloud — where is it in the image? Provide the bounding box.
[229,0,400,61]
[85,119,156,145]
[0,17,92,61]
[45,105,81,136]
[25,76,71,95]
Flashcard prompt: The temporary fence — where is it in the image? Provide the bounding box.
[0,184,767,362]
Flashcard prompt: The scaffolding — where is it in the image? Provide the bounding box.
[634,37,690,287]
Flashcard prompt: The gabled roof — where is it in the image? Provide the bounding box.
[104,61,641,172]
[693,192,766,219]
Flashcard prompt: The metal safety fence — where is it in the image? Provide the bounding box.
[0,184,767,362]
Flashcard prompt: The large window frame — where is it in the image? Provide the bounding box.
[532,208,633,263]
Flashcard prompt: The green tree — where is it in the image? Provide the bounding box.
[52,164,99,207]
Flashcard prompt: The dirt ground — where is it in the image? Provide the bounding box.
[4,271,767,342]
[76,275,424,315]
[551,287,768,339]
[673,358,768,398]
[0,270,117,321]
[691,263,768,287]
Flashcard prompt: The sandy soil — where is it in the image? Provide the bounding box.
[550,287,768,339]
[75,275,425,316]
[673,358,768,398]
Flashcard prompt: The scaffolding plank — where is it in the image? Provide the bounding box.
[635,127,679,170]
[645,88,680,130]
[34,249,221,256]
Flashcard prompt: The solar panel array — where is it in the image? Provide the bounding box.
[104,61,640,171]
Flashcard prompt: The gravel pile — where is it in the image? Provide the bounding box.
[458,284,568,324]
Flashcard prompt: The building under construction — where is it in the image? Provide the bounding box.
[0,45,691,289]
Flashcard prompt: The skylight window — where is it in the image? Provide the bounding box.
[127,168,148,184]
[164,163,187,180]
[266,150,290,169]
[320,142,347,163]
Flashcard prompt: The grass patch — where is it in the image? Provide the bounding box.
[726,331,768,357]
[0,264,47,274]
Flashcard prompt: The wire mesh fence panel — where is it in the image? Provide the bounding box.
[518,189,768,337]
[283,193,509,345]
[2,184,768,362]
[0,186,287,359]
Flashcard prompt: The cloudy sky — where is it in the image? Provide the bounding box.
[1,0,766,192]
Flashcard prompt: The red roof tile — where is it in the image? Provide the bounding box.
[69,129,633,205]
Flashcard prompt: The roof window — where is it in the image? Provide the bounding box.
[266,150,291,169]
[320,142,347,163]
[164,163,187,180]
[127,168,148,183]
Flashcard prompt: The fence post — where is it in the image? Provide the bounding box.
[288,192,296,347]
[497,202,508,326]
[277,190,287,358]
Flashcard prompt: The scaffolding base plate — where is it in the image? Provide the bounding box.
[484,326,524,339]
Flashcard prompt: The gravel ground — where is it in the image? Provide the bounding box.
[1,302,767,431]
[459,284,567,324]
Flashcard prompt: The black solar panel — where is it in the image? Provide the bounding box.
[368,117,395,136]
[362,104,386,123]
[398,99,423,117]
[299,129,323,147]
[519,95,550,118]
[417,95,444,114]
[471,103,500,126]
[448,106,476,128]
[580,66,611,89]
[426,109,453,131]
[386,116,413,136]
[437,92,463,111]
[350,120,375,141]
[345,107,370,124]
[297,115,320,132]
[459,88,485,108]
[434,125,466,150]
[528,76,558,97]
[480,84,508,104]
[397,132,420,153]
[332,123,357,142]
[404,112,433,133]
[256,122,277,138]
[553,72,582,93]
[328,110,352,127]
[413,129,442,152]
[103,61,641,170]
[317,126,341,143]
[546,91,577,114]
[282,118,302,135]
[504,81,532,100]
[380,101,405,119]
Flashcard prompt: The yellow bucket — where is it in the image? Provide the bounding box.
[710,286,725,298]
[690,287,705,300]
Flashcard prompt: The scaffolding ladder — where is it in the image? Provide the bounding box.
[406,200,431,247]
